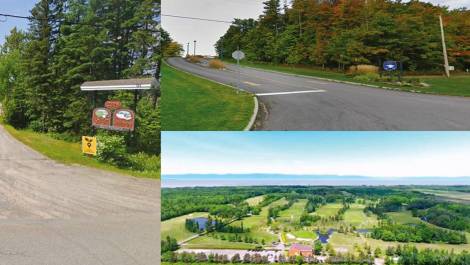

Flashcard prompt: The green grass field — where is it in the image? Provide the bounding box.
[161,212,208,242]
[415,189,470,204]
[230,60,470,97]
[387,211,422,225]
[329,232,470,254]
[343,204,378,229]
[161,63,255,131]
[278,199,307,223]
[183,198,289,249]
[314,203,343,218]
[3,124,159,179]
[245,195,265,206]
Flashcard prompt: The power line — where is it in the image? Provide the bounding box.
[162,14,233,24]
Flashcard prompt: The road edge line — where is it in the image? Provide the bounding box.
[164,59,259,131]
[244,96,258,131]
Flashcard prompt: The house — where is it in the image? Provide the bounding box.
[288,243,313,257]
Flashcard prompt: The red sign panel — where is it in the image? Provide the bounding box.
[105,100,122,110]
[92,108,112,129]
[113,109,135,131]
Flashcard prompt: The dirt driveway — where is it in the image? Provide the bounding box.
[0,126,159,265]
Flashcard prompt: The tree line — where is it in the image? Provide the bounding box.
[216,0,469,72]
[0,0,160,157]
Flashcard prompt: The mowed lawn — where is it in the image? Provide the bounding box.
[314,203,343,218]
[245,195,265,206]
[343,204,378,229]
[184,235,256,250]
[278,199,307,223]
[162,212,208,242]
[161,63,255,131]
[386,211,422,225]
[2,124,159,178]
[329,232,470,254]
[232,60,470,97]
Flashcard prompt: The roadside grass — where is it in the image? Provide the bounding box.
[161,63,255,131]
[2,124,159,179]
[227,60,470,97]
[162,212,208,242]
[245,195,265,206]
[343,204,378,229]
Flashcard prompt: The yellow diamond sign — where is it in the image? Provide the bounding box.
[82,136,97,156]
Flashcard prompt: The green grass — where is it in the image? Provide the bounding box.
[3,124,159,179]
[184,233,256,250]
[415,189,470,203]
[314,203,343,218]
[230,60,470,97]
[343,204,378,229]
[245,195,265,206]
[387,211,422,225]
[161,63,255,131]
[161,212,208,242]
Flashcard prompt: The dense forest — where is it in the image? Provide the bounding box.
[216,0,470,72]
[0,0,161,171]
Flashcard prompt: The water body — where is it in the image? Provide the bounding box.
[316,229,335,243]
[191,217,215,231]
[162,174,470,188]
[356,229,370,234]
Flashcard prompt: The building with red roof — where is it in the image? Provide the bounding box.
[288,243,313,257]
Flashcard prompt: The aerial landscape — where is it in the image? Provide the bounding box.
[161,132,470,265]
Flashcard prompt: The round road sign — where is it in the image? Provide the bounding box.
[232,50,245,60]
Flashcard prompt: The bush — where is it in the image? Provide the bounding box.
[208,59,225,69]
[96,134,130,167]
[348,64,379,75]
[353,73,380,82]
[128,152,160,173]
[187,56,202,64]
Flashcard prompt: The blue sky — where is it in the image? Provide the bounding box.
[162,132,470,177]
[0,0,35,45]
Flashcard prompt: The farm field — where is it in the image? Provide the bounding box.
[162,212,208,242]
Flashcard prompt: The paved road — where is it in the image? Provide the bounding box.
[0,126,159,265]
[167,57,470,130]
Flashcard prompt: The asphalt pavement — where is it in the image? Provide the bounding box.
[167,57,470,130]
[0,126,160,265]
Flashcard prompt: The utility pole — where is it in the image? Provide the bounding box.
[186,42,190,57]
[439,15,450,77]
[193,40,197,56]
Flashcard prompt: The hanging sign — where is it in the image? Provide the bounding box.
[113,109,135,131]
[92,108,112,129]
[82,136,97,156]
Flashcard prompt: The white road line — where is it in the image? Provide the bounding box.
[243,81,261,86]
[257,90,326,96]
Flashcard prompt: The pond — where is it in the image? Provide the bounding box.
[316,228,335,243]
[191,217,215,231]
[356,229,370,234]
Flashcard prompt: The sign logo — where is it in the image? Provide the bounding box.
[104,100,122,110]
[92,108,112,129]
[383,61,398,71]
[113,109,135,131]
[82,136,97,156]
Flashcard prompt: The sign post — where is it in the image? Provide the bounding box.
[232,49,245,91]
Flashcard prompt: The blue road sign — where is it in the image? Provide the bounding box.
[383,61,398,71]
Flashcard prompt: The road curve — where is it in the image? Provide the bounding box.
[0,126,159,265]
[167,57,470,130]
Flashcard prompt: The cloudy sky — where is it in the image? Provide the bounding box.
[162,132,470,178]
[162,0,470,55]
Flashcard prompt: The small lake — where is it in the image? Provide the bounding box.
[356,229,370,234]
[316,228,335,243]
[191,217,215,231]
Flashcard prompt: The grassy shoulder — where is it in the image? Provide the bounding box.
[228,60,470,97]
[161,62,255,131]
[3,124,159,179]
